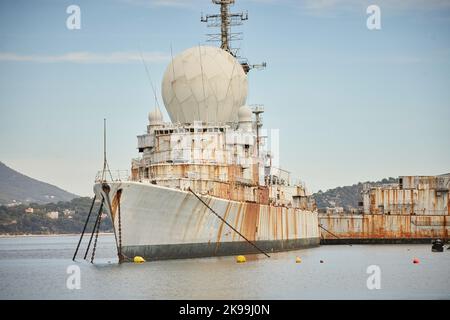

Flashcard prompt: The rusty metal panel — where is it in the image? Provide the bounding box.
[365,177,449,216]
[401,175,450,190]
[319,214,449,240]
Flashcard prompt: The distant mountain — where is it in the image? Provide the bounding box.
[312,177,398,211]
[0,161,78,205]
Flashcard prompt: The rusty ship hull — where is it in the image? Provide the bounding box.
[94,181,320,260]
[319,214,449,244]
[319,174,450,244]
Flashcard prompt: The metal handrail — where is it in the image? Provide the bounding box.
[95,169,257,185]
[133,149,258,166]
[94,170,130,182]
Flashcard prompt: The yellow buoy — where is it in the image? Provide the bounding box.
[295,257,302,263]
[236,255,246,263]
[134,256,145,263]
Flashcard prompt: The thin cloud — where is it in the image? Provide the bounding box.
[120,0,450,11]
[120,0,279,9]
[0,51,170,64]
[120,0,204,8]
[302,0,450,12]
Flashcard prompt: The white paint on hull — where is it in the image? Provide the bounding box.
[94,182,320,253]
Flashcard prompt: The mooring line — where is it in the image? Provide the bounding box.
[83,197,104,260]
[117,190,124,262]
[318,223,352,246]
[90,208,102,264]
[72,195,96,261]
[188,187,270,258]
[99,186,130,263]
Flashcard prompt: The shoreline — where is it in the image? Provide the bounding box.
[0,232,114,238]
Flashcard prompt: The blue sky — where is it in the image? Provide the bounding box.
[0,0,449,196]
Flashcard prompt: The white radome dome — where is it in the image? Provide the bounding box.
[148,108,163,125]
[161,46,248,124]
[238,105,252,122]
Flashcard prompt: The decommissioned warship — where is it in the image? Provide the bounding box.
[90,0,320,261]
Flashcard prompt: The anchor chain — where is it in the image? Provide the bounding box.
[72,195,96,261]
[83,197,104,260]
[90,209,102,263]
[117,191,123,262]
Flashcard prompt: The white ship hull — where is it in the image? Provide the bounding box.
[94,181,320,260]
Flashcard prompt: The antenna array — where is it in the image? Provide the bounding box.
[201,0,265,73]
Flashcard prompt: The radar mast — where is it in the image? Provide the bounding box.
[201,0,265,73]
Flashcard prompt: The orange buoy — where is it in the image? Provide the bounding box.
[413,258,420,264]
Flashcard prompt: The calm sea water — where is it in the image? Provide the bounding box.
[0,235,449,299]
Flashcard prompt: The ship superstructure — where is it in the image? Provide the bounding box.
[132,107,313,209]
[319,174,449,243]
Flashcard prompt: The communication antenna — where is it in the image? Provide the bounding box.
[201,0,265,73]
[198,44,207,122]
[169,43,181,123]
[251,105,264,158]
[139,48,161,111]
[201,0,246,54]
[101,118,113,182]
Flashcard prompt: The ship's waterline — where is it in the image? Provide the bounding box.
[94,181,320,260]
[121,238,320,261]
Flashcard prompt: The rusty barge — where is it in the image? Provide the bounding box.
[319,174,450,244]
[92,0,320,261]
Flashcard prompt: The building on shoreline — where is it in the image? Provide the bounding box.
[46,211,59,220]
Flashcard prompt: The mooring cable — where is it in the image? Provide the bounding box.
[90,208,102,264]
[117,190,123,262]
[83,197,104,260]
[318,223,352,246]
[188,187,270,258]
[72,195,96,261]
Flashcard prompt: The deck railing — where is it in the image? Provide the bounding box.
[94,170,130,182]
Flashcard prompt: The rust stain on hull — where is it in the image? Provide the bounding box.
[319,214,449,240]
[215,202,232,250]
[175,193,319,246]
[110,189,122,222]
[240,202,259,241]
